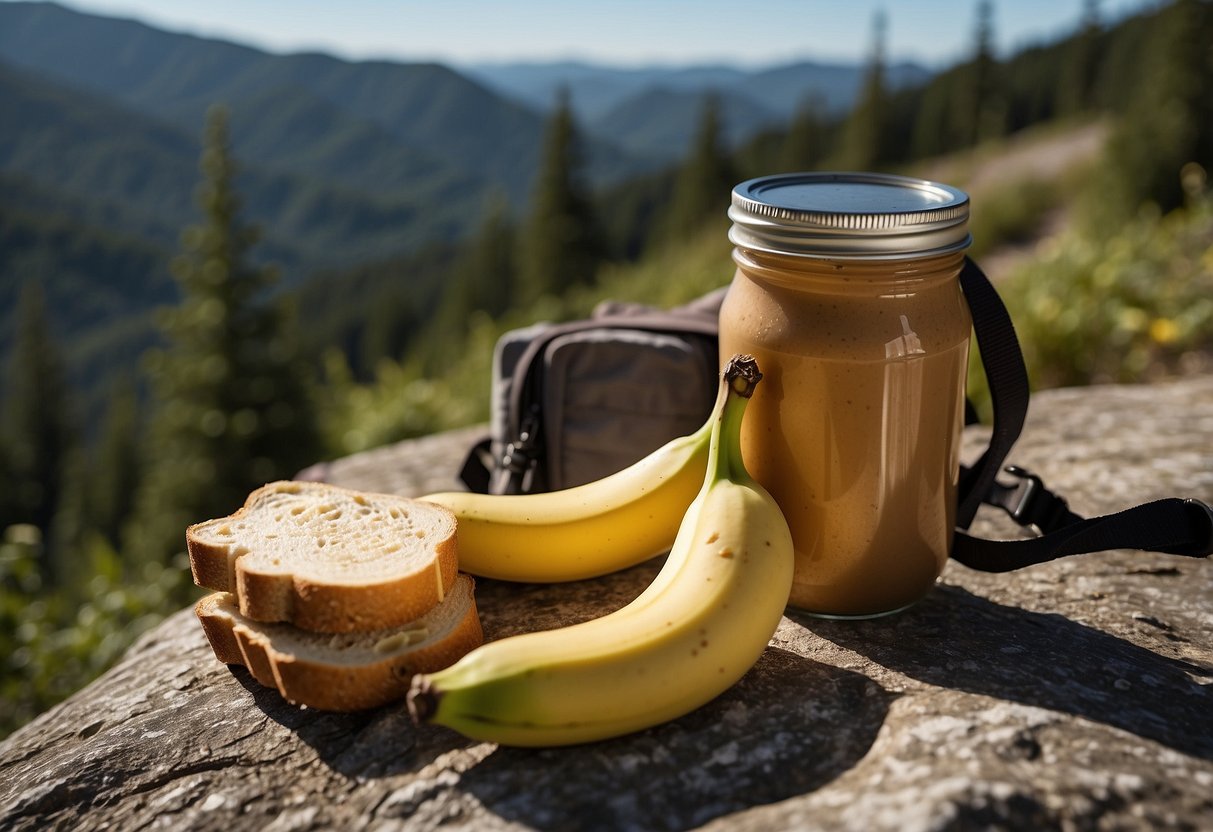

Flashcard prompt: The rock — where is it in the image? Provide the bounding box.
[2,375,1211,831]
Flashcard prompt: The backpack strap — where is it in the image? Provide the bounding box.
[954,257,1213,567]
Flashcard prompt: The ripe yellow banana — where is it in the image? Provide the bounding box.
[407,355,794,747]
[419,386,721,583]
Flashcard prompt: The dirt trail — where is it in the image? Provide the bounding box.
[916,120,1109,281]
[920,120,1108,199]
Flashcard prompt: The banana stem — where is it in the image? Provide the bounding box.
[723,354,762,400]
[712,355,762,486]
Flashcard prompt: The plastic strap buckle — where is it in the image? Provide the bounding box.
[987,465,1079,534]
[499,407,542,492]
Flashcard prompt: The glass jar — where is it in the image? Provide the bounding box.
[719,172,972,618]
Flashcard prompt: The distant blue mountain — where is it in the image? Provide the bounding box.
[464,57,932,160]
[464,58,933,121]
[588,87,782,162]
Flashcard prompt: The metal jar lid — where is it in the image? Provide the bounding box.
[729,171,971,260]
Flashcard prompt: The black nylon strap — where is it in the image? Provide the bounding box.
[953,498,1213,571]
[956,257,1031,529]
[954,257,1213,567]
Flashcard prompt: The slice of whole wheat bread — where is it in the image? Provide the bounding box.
[196,574,482,711]
[187,481,458,633]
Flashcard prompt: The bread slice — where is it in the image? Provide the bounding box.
[196,574,482,711]
[187,481,458,633]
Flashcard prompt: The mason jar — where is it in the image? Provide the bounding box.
[719,172,972,618]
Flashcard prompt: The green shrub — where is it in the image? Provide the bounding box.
[1,526,191,739]
[968,187,1213,408]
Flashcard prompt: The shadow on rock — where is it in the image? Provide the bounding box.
[797,583,1213,760]
[431,648,890,832]
[225,561,682,782]
[233,668,424,779]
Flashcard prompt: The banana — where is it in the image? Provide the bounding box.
[419,385,721,583]
[407,355,794,747]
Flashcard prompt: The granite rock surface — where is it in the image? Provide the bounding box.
[2,375,1211,831]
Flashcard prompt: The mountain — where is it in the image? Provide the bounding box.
[738,60,932,116]
[462,61,751,120]
[0,1,934,417]
[465,57,933,159]
[0,58,475,271]
[589,88,781,162]
[0,2,640,198]
[465,58,933,122]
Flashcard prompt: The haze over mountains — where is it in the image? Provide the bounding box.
[0,2,918,252]
[464,59,931,160]
[0,0,924,401]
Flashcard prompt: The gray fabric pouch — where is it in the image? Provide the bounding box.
[460,289,725,494]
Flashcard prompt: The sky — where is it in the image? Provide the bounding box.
[29,0,1159,69]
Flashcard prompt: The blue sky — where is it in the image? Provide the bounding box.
[37,0,1159,68]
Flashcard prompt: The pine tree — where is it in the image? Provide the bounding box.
[451,194,517,321]
[517,89,603,305]
[781,95,828,172]
[951,0,1005,147]
[1092,0,1212,225]
[419,196,517,373]
[2,282,74,584]
[658,93,737,245]
[124,106,321,567]
[1056,0,1103,117]
[86,378,141,551]
[911,76,954,159]
[832,10,889,170]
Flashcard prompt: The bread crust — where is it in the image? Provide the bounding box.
[195,577,484,712]
[187,481,459,633]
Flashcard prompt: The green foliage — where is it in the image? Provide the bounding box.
[441,197,518,322]
[124,107,323,567]
[1054,0,1103,117]
[517,91,605,304]
[319,344,489,456]
[1084,0,1213,228]
[293,240,459,381]
[780,97,830,172]
[655,95,737,247]
[966,176,1065,260]
[86,379,141,550]
[970,191,1213,399]
[0,524,190,740]
[830,11,889,170]
[2,283,74,581]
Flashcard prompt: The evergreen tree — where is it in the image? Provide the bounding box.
[2,282,73,584]
[1056,0,1103,116]
[781,95,828,172]
[451,194,517,321]
[419,196,517,373]
[832,10,889,170]
[517,89,603,305]
[1092,0,1212,225]
[657,93,737,245]
[124,106,322,567]
[951,1,1005,147]
[911,75,954,158]
[86,378,141,551]
[0,438,15,532]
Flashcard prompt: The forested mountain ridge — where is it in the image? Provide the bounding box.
[0,2,643,194]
